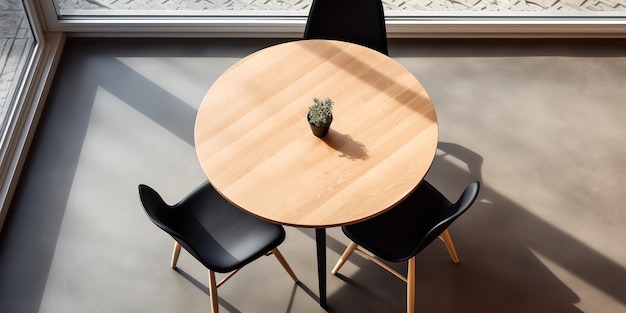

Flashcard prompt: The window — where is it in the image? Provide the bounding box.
[0,0,62,231]
[0,0,35,132]
[41,0,626,37]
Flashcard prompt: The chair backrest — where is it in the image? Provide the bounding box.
[138,184,179,238]
[138,183,212,266]
[139,182,287,272]
[412,181,480,256]
[303,0,388,55]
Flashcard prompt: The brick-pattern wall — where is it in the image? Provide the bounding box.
[55,0,626,11]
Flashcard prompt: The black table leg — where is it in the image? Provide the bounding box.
[315,228,327,308]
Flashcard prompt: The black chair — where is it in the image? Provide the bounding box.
[303,0,388,55]
[332,180,480,313]
[139,181,299,313]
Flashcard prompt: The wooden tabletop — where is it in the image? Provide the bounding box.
[195,39,438,228]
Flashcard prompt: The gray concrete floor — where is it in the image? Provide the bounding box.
[1,37,626,313]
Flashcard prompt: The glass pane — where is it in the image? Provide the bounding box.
[56,0,309,11]
[53,0,626,16]
[0,0,36,130]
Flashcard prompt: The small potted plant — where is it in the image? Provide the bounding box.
[307,97,334,138]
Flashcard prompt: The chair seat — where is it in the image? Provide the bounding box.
[334,178,480,313]
[140,181,285,273]
[140,181,299,313]
[174,202,285,273]
[342,181,455,262]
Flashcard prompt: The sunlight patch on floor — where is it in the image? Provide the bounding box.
[529,247,626,313]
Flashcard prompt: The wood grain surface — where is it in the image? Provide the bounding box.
[195,39,438,228]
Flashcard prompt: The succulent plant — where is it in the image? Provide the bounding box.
[307,97,334,127]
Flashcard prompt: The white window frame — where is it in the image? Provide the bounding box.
[36,0,626,38]
[0,0,65,232]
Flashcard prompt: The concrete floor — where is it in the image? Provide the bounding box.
[1,37,626,313]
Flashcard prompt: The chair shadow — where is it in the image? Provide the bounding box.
[174,267,319,313]
[173,267,241,313]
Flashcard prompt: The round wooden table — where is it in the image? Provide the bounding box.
[195,39,438,307]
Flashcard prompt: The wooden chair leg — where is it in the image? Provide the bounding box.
[208,270,219,313]
[439,230,460,264]
[271,248,299,283]
[332,242,358,275]
[171,242,182,268]
[407,257,416,313]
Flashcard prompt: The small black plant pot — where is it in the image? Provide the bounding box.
[308,114,333,138]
